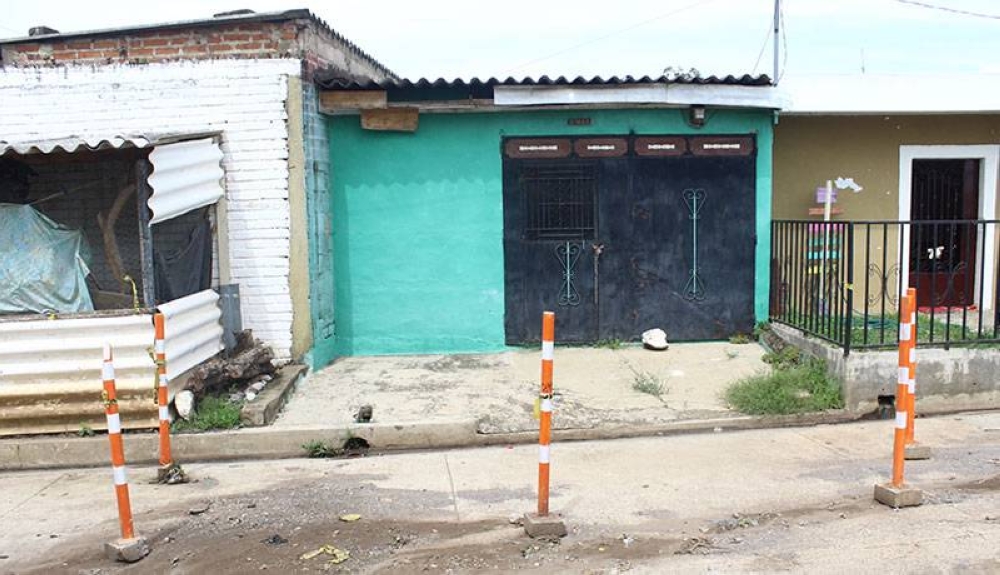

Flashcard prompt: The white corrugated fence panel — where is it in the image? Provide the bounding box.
[0,314,154,383]
[147,138,225,224]
[157,289,224,379]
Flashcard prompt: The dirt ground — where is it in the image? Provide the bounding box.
[5,413,1000,574]
[276,343,767,433]
[13,471,1000,575]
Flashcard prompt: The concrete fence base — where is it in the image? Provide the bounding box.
[772,323,1000,413]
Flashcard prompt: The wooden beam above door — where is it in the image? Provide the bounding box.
[319,90,387,113]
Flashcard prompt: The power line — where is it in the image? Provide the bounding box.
[750,22,772,75]
[503,0,724,75]
[894,0,1000,20]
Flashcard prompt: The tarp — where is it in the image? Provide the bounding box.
[0,203,94,314]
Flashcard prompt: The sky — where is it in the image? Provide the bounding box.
[1,0,999,80]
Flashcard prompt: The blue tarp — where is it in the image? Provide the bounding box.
[0,203,94,314]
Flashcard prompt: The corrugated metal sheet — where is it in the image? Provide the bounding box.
[158,289,225,380]
[316,73,772,91]
[0,312,157,435]
[147,137,225,225]
[0,290,224,436]
[0,134,153,156]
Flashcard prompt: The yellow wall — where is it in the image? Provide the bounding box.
[773,115,1000,316]
[773,115,1000,220]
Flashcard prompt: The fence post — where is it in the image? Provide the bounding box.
[844,223,855,356]
[904,287,931,459]
[102,344,150,562]
[874,291,923,508]
[153,313,186,483]
[523,311,567,538]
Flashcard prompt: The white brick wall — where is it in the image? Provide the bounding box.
[0,59,301,356]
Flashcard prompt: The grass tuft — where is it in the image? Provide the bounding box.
[725,357,843,415]
[302,440,343,458]
[171,396,242,433]
[594,338,624,350]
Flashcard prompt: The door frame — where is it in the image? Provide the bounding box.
[898,145,999,310]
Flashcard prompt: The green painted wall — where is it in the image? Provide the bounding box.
[328,108,773,356]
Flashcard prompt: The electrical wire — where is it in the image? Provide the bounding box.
[894,0,1000,20]
[750,22,773,75]
[503,0,725,75]
[779,1,788,82]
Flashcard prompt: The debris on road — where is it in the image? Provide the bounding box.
[261,534,287,546]
[189,502,211,516]
[339,513,362,522]
[299,545,349,564]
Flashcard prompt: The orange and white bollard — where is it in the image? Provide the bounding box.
[538,311,554,516]
[523,311,566,538]
[874,291,923,508]
[153,313,185,483]
[102,344,149,562]
[903,288,931,460]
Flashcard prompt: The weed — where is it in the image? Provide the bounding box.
[761,346,801,370]
[595,338,624,350]
[752,321,771,340]
[171,396,242,433]
[77,423,95,437]
[725,358,843,415]
[624,361,668,402]
[302,440,343,458]
[729,333,752,345]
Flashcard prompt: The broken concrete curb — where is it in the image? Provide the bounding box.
[4,408,989,471]
[240,364,308,427]
[0,420,480,471]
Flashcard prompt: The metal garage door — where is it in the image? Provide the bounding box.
[502,135,756,344]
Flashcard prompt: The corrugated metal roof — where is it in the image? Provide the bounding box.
[0,135,154,156]
[147,138,224,225]
[0,132,219,157]
[316,73,772,91]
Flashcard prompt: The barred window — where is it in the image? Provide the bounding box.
[520,164,597,240]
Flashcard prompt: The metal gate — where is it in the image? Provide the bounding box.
[502,135,756,344]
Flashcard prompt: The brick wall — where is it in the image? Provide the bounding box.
[3,22,301,66]
[0,60,302,356]
[0,15,392,81]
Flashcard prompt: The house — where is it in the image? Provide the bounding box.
[0,9,391,434]
[769,74,1000,409]
[314,74,784,361]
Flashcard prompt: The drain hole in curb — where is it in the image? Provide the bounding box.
[343,437,370,457]
[877,395,895,419]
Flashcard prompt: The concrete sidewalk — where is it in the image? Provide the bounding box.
[276,342,768,433]
[2,412,999,573]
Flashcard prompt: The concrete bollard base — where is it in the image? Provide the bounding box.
[874,483,923,508]
[157,462,188,484]
[104,536,150,563]
[523,513,567,538]
[904,443,932,460]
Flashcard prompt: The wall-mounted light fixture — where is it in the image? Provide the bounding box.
[688,105,706,127]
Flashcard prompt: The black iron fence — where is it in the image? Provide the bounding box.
[770,220,1000,353]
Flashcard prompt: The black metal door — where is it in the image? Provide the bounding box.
[502,161,601,343]
[502,136,755,344]
[618,155,756,340]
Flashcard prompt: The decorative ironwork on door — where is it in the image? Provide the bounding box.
[683,189,706,301]
[555,241,583,306]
